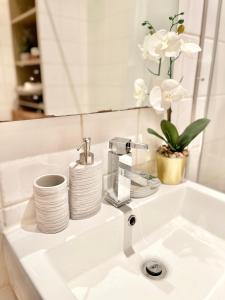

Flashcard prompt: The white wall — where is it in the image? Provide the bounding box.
[173,0,218,181]
[87,0,137,111]
[37,0,88,115]
[199,0,225,192]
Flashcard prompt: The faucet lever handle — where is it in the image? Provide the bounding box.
[130,142,149,150]
[109,137,149,154]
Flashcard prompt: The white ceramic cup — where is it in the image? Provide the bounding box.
[34,174,67,192]
[33,174,69,234]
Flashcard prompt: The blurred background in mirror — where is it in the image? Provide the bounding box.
[0,0,178,121]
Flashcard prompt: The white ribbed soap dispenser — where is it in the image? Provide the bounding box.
[69,138,102,219]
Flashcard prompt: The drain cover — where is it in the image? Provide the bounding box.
[142,259,167,280]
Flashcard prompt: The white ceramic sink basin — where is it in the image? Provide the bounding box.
[4,181,225,300]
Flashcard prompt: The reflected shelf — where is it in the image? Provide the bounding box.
[19,100,44,110]
[11,7,36,25]
[16,59,40,67]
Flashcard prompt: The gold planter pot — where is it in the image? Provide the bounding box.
[156,152,188,185]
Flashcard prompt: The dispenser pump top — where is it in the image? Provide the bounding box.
[77,137,94,165]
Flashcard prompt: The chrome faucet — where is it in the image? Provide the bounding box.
[105,137,160,207]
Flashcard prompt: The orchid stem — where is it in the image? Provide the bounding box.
[173,52,181,61]
[147,58,162,76]
[167,108,172,122]
[169,12,184,31]
[168,58,173,79]
[167,58,173,122]
[158,58,162,76]
[147,68,159,76]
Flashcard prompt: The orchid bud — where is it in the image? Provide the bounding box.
[177,24,185,34]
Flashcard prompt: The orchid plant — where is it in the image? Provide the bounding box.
[134,13,210,158]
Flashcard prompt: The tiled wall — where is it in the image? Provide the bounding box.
[37,0,88,115]
[174,0,218,181]
[0,209,9,293]
[199,0,225,192]
[87,0,136,111]
[0,0,16,121]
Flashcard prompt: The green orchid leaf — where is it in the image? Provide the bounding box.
[147,127,176,151]
[177,118,210,151]
[147,128,167,143]
[161,120,179,149]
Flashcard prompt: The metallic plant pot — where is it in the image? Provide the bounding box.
[156,152,188,185]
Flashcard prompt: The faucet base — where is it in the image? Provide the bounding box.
[131,181,160,198]
[105,195,131,208]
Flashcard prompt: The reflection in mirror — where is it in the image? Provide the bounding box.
[0,0,178,121]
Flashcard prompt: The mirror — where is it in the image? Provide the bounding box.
[0,0,178,121]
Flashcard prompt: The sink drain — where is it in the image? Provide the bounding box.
[142,259,167,280]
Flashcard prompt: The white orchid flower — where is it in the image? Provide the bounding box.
[134,79,148,106]
[180,40,201,56]
[164,32,182,57]
[149,79,187,113]
[139,30,201,61]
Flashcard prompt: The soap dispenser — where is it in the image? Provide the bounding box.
[69,138,102,219]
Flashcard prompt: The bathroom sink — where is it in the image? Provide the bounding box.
[4,181,225,300]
